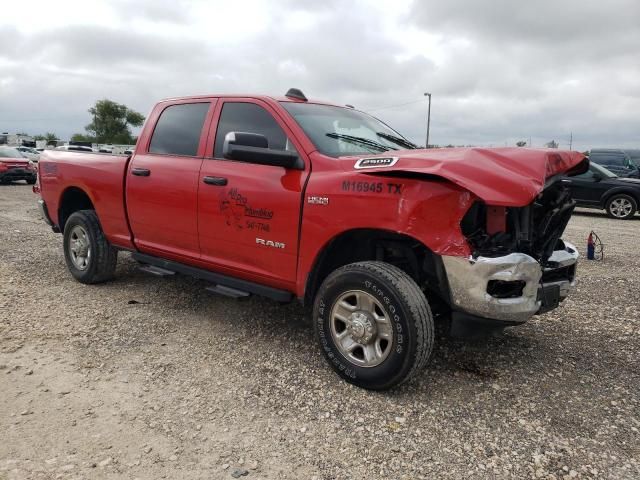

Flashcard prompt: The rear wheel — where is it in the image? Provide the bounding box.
[63,210,117,284]
[26,177,36,185]
[606,194,637,219]
[313,261,434,390]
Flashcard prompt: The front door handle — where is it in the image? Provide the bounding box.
[132,168,151,177]
[203,176,228,186]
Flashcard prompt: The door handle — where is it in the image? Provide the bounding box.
[203,176,228,186]
[132,167,151,177]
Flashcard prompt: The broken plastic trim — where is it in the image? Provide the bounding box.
[460,180,576,264]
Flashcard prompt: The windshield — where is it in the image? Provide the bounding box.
[591,162,618,178]
[281,102,416,157]
[0,147,25,159]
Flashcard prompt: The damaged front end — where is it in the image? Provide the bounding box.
[442,178,578,323]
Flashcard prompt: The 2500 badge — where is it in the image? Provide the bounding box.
[341,181,403,194]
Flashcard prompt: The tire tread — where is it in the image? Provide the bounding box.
[316,261,434,389]
[64,210,117,284]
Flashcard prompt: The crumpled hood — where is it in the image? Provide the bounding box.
[344,147,588,206]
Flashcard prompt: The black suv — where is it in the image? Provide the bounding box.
[589,149,640,178]
[567,163,640,219]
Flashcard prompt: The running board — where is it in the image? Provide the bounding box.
[131,252,293,303]
[206,284,250,299]
[138,264,176,277]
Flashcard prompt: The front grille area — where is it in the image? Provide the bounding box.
[541,264,576,283]
[461,179,576,265]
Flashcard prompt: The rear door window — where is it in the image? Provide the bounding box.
[149,103,210,156]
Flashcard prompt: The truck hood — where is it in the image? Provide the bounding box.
[344,147,588,206]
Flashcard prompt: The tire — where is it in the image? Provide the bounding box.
[313,261,434,390]
[605,194,637,219]
[63,210,117,284]
[26,177,36,185]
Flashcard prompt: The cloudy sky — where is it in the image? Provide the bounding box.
[1,0,639,150]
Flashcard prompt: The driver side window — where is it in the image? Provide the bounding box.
[213,102,296,159]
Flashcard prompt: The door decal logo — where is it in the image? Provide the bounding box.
[220,188,274,231]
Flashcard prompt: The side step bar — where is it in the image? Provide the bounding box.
[131,252,293,303]
[206,284,250,299]
[138,265,176,277]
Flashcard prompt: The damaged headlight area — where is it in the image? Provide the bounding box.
[460,178,576,265]
[444,179,579,323]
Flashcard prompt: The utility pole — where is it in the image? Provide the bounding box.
[424,92,432,148]
[569,132,573,150]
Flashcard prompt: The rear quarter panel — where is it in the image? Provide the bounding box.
[39,150,133,249]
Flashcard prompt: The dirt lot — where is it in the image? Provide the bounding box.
[1,183,638,480]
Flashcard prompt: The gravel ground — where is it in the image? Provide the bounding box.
[1,182,639,480]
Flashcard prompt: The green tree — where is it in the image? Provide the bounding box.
[545,140,559,149]
[516,140,527,147]
[43,132,59,145]
[85,99,144,144]
[70,133,95,143]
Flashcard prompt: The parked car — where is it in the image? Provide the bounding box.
[35,89,587,390]
[0,146,37,184]
[589,148,640,178]
[566,162,640,219]
[15,146,40,162]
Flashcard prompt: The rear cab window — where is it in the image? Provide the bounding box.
[149,102,210,156]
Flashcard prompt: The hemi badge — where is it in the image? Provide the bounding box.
[307,196,329,205]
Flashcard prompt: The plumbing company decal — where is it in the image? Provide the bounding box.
[354,157,398,169]
[220,188,273,232]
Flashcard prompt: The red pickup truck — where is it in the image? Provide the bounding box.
[36,89,587,390]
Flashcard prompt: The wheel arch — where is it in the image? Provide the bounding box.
[601,188,640,208]
[57,186,96,232]
[303,228,451,310]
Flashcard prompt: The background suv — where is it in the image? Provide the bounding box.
[589,148,640,178]
[567,163,640,219]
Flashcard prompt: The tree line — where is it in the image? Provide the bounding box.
[24,100,144,145]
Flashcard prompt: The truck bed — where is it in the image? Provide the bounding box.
[38,150,134,249]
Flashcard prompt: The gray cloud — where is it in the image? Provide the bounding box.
[0,0,638,151]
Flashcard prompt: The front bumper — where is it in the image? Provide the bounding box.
[442,242,578,323]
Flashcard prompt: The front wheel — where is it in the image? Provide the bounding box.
[313,261,434,390]
[26,176,36,185]
[606,194,637,219]
[63,210,117,284]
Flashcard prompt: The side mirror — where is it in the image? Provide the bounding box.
[223,132,303,169]
[592,172,603,181]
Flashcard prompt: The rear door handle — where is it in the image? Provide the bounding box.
[203,176,228,186]
[132,167,151,177]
